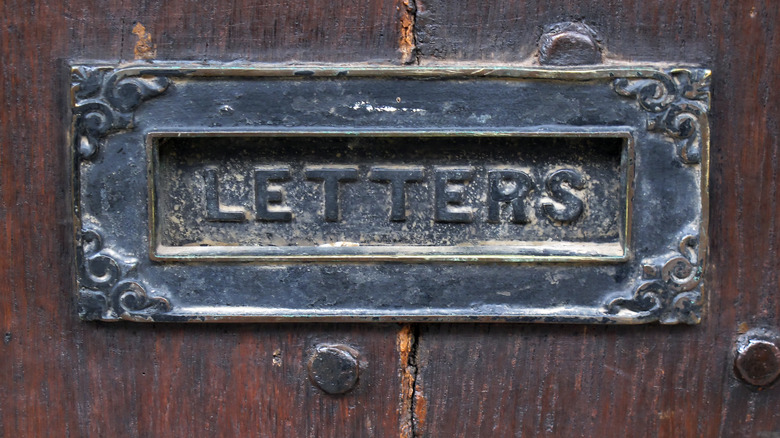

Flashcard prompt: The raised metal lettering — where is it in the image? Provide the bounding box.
[434,168,474,223]
[541,169,585,223]
[203,167,247,222]
[254,167,293,222]
[487,170,534,224]
[305,167,359,222]
[368,167,424,221]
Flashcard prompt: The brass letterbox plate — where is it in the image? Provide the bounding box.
[70,64,709,324]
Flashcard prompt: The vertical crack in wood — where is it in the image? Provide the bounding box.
[399,0,418,64]
[398,324,422,437]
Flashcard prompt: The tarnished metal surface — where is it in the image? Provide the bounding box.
[70,63,710,324]
[735,329,780,387]
[308,345,361,395]
[150,133,630,261]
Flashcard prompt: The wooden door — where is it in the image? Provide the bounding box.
[1,1,778,436]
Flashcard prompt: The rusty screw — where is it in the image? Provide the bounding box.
[308,344,360,394]
[538,22,602,66]
[735,329,780,387]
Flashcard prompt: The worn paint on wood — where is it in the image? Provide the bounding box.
[132,22,156,60]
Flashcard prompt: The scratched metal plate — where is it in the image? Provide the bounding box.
[70,64,710,324]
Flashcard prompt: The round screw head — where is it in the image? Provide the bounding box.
[538,22,602,66]
[308,344,360,395]
[735,330,780,387]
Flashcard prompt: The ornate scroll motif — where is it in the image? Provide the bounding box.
[71,67,169,159]
[77,229,171,320]
[613,68,710,164]
[606,235,703,324]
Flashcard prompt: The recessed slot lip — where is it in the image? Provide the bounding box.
[147,129,634,263]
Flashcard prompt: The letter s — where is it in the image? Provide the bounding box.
[541,169,585,223]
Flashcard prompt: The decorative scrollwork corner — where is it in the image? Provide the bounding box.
[77,229,171,321]
[613,68,711,164]
[71,67,169,160]
[606,235,703,324]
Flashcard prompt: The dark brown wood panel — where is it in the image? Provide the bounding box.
[412,1,780,437]
[0,0,405,436]
[415,0,715,63]
[69,323,404,437]
[3,0,780,436]
[66,0,402,62]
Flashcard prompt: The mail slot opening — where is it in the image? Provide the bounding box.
[149,132,632,262]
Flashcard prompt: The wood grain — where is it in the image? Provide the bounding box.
[0,1,405,436]
[2,0,780,436]
[415,0,716,64]
[413,0,780,437]
[66,0,402,62]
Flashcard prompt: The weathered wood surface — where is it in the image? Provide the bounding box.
[414,0,717,64]
[412,1,780,437]
[1,0,779,436]
[0,1,404,437]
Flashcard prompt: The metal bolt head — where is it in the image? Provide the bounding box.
[538,22,602,66]
[308,344,360,395]
[735,329,780,387]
